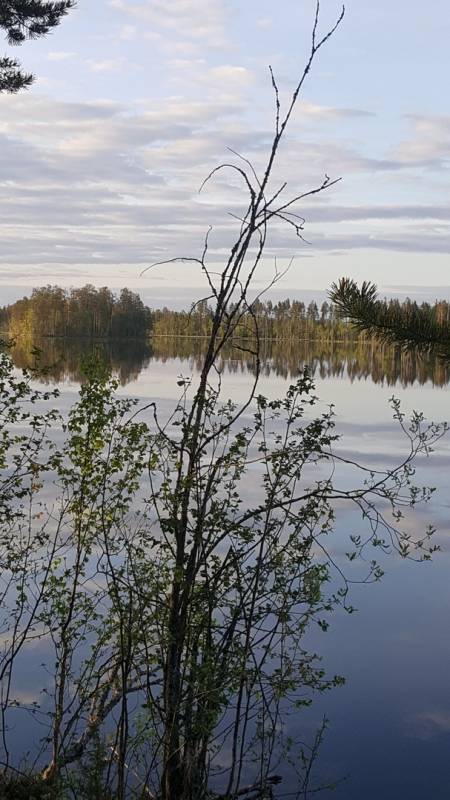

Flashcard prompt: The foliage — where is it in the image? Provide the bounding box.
[0,350,446,799]
[151,298,339,341]
[0,3,448,798]
[0,285,151,340]
[0,1,75,93]
[6,284,450,356]
[330,278,450,360]
[0,288,348,342]
[0,55,32,91]
[0,341,59,526]
[0,770,53,799]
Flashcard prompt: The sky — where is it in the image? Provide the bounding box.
[0,0,449,308]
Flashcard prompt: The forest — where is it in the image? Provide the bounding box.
[0,285,150,339]
[2,283,450,344]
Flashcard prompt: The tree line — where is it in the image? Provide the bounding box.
[0,284,151,339]
[2,284,450,348]
[331,278,450,361]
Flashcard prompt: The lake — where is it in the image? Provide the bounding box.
[5,337,450,798]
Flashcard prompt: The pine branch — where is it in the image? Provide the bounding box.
[0,1,75,43]
[0,55,33,91]
[329,277,450,360]
[0,1,76,92]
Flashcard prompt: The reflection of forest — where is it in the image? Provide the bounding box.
[9,338,153,386]
[8,336,450,388]
[150,337,450,387]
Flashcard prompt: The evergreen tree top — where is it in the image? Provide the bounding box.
[330,277,450,361]
[0,1,75,93]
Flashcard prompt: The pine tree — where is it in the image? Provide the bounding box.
[0,1,75,93]
[329,277,450,360]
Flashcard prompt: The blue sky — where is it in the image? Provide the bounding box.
[0,0,449,306]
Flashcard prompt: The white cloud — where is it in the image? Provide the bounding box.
[85,58,127,72]
[165,61,254,107]
[47,51,76,62]
[0,88,448,289]
[142,30,162,42]
[0,0,445,297]
[395,114,450,166]
[119,24,137,40]
[298,102,375,120]
[109,0,228,48]
[208,65,253,86]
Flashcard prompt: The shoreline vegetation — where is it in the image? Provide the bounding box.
[2,283,450,345]
[2,285,450,390]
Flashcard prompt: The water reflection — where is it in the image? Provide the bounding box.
[8,336,450,388]
[2,335,449,800]
[9,337,153,386]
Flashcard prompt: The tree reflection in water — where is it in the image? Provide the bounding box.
[8,336,450,389]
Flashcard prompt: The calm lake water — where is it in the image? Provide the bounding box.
[7,338,450,798]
